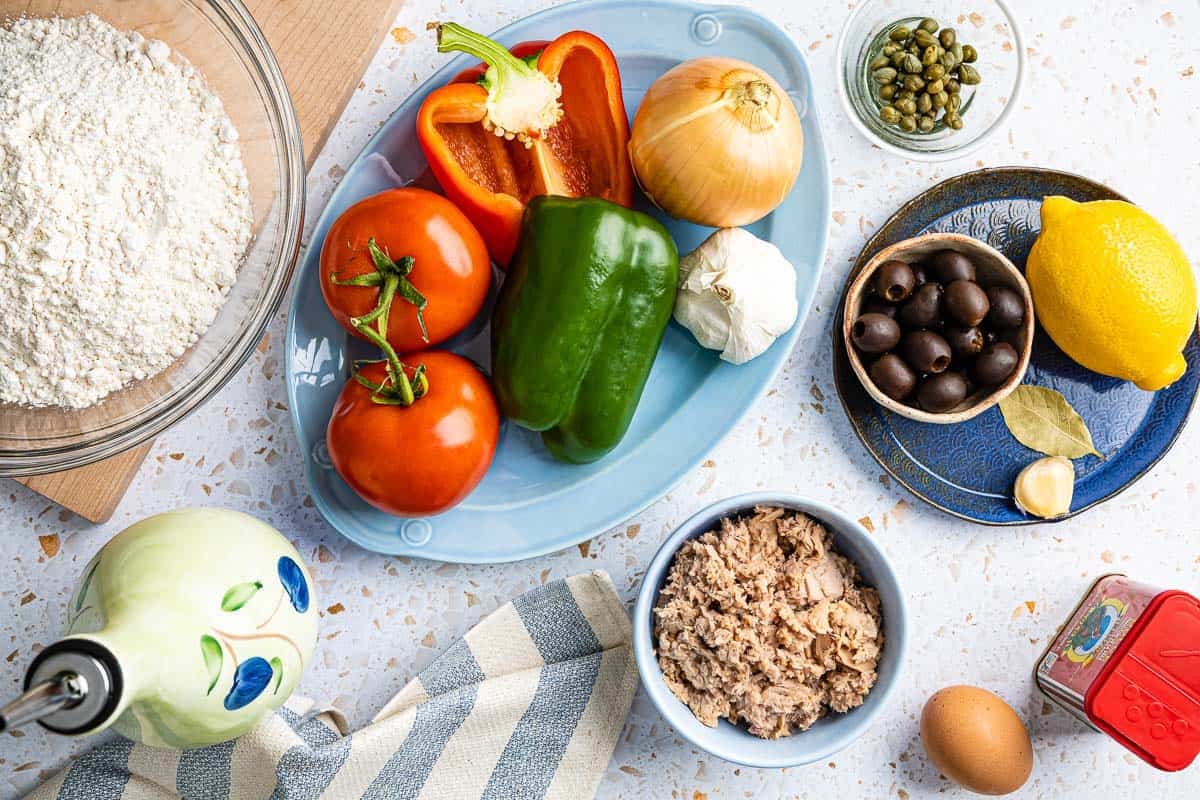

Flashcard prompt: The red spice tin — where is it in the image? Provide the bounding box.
[1036,574,1200,771]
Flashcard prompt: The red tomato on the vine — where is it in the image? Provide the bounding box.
[326,351,499,516]
[319,188,490,354]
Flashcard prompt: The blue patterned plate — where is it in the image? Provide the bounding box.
[285,0,830,561]
[833,167,1200,525]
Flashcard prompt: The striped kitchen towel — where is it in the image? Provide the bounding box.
[29,571,636,800]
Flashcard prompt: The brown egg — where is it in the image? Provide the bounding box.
[919,686,1033,795]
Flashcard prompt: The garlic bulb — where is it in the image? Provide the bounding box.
[673,228,798,364]
[1013,456,1075,519]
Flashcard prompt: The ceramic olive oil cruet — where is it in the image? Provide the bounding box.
[0,508,318,748]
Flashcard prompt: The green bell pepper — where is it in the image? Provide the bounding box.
[492,196,679,464]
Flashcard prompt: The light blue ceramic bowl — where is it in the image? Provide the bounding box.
[633,493,908,768]
[284,0,831,563]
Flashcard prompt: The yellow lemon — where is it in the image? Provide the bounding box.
[1027,196,1197,391]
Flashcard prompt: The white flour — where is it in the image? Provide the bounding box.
[0,14,252,408]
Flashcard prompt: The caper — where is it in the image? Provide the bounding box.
[872,66,898,84]
[872,18,981,135]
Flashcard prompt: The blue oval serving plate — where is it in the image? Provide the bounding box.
[286,0,831,561]
[834,167,1200,525]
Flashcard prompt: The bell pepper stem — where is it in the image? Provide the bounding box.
[432,22,562,142]
[435,22,535,83]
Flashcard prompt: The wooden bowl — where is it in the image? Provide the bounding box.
[842,233,1034,424]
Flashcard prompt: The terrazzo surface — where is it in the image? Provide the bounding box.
[3,1,1200,797]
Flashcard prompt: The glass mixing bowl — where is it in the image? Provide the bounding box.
[0,0,304,475]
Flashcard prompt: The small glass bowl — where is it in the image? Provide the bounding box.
[836,0,1025,161]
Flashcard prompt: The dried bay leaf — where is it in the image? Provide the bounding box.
[998,386,1102,459]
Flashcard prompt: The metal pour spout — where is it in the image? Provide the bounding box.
[1,640,121,736]
[0,672,87,732]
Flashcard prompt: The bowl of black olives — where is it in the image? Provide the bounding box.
[842,233,1034,423]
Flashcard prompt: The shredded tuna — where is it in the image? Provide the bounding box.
[654,506,884,739]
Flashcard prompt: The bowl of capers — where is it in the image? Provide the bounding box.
[835,0,1025,161]
[842,233,1034,424]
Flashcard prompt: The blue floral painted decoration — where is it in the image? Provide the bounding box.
[277,556,309,613]
[224,656,274,711]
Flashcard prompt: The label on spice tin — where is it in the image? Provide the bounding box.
[1036,574,1160,705]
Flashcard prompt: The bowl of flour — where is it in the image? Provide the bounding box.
[0,2,303,473]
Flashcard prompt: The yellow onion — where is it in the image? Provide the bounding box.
[629,57,804,228]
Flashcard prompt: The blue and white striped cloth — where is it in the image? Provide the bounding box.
[30,572,637,800]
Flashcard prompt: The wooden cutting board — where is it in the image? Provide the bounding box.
[14,0,405,522]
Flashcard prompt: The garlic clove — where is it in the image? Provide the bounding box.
[1013,456,1075,519]
[673,289,733,354]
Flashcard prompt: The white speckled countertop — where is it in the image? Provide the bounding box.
[3,1,1199,797]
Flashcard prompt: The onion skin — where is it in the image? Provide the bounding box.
[629,57,804,227]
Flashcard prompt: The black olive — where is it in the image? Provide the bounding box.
[930,249,976,283]
[911,262,930,286]
[902,330,953,374]
[874,260,917,303]
[973,342,1020,386]
[863,296,898,319]
[944,326,985,359]
[868,354,917,401]
[852,313,902,353]
[944,280,990,327]
[898,282,943,328]
[917,371,969,412]
[986,285,1026,329]
[997,327,1025,350]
